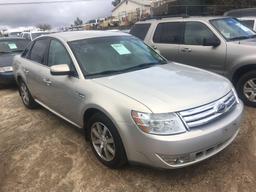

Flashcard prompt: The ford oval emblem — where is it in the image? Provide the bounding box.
[215,102,227,114]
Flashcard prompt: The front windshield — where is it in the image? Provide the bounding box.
[210,18,256,41]
[0,39,29,53]
[69,36,167,77]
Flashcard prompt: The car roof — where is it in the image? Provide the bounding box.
[136,16,230,24]
[46,31,131,42]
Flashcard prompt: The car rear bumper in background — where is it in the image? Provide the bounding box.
[0,72,15,85]
[118,101,244,169]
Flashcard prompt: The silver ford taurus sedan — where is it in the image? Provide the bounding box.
[13,31,244,169]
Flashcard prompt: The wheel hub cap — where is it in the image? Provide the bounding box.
[244,78,256,102]
[91,122,116,162]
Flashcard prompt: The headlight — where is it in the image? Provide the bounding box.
[131,111,186,135]
[0,66,13,73]
[232,87,240,104]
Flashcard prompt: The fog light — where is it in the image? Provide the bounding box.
[157,154,191,165]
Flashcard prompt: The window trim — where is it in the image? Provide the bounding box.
[183,21,221,46]
[152,21,185,44]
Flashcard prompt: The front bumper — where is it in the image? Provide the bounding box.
[0,72,15,85]
[118,101,244,169]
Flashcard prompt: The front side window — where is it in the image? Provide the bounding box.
[184,22,218,45]
[30,39,49,64]
[130,23,151,40]
[69,36,167,77]
[153,22,183,44]
[210,18,256,41]
[48,40,72,67]
[0,39,29,54]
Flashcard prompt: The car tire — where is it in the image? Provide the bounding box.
[236,70,256,107]
[87,112,127,169]
[18,80,38,109]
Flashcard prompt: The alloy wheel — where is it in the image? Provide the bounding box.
[243,78,256,103]
[20,83,30,105]
[91,122,116,162]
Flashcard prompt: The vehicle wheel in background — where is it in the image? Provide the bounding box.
[236,70,256,107]
[18,80,38,109]
[87,112,127,169]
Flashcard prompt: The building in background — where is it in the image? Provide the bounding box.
[112,0,152,26]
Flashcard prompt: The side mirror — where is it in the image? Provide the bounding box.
[203,38,221,47]
[50,64,70,76]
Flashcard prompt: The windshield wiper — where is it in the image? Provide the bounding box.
[229,36,251,41]
[87,62,161,77]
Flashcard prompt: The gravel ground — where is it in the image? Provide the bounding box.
[0,87,255,192]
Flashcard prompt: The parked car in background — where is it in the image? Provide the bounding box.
[224,8,256,31]
[21,31,52,41]
[8,31,23,38]
[237,17,256,31]
[13,31,243,169]
[0,37,29,86]
[130,16,256,107]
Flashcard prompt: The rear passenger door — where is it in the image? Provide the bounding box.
[25,37,50,102]
[178,21,226,74]
[149,22,184,62]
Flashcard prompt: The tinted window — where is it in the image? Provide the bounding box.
[239,20,255,30]
[48,40,72,67]
[30,39,49,64]
[153,22,183,44]
[184,22,217,45]
[130,23,151,40]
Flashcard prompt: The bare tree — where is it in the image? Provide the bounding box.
[112,0,121,7]
[74,17,83,26]
[37,24,52,31]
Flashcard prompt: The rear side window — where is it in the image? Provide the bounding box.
[30,39,49,64]
[184,22,217,46]
[130,23,151,40]
[153,22,183,44]
[239,20,255,30]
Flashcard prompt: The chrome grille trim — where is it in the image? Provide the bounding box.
[179,91,237,129]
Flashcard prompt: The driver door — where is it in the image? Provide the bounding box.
[42,39,83,124]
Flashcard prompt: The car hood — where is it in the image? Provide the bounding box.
[0,53,19,67]
[93,63,232,113]
[238,38,256,46]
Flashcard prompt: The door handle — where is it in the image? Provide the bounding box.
[23,68,29,74]
[181,48,192,53]
[43,78,52,86]
[76,91,85,99]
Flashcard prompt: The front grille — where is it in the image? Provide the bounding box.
[178,91,237,129]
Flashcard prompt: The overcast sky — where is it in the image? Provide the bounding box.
[0,0,113,29]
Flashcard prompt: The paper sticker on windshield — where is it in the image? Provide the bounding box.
[8,43,17,50]
[111,44,131,55]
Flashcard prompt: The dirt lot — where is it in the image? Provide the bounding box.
[0,87,255,192]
